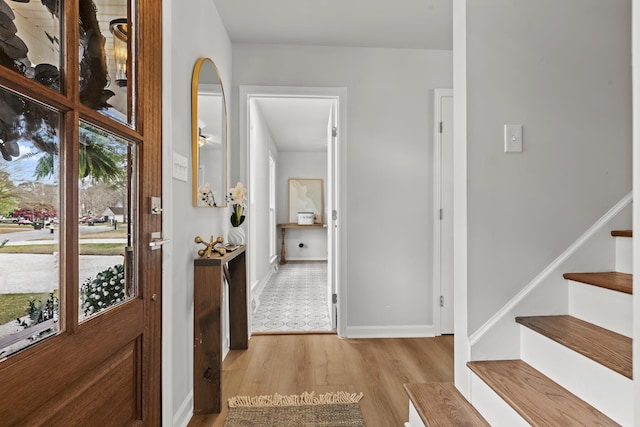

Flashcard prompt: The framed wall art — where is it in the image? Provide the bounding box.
[288,178,323,224]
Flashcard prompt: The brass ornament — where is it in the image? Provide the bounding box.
[194,235,226,258]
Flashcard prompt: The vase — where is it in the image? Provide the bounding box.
[227,226,245,245]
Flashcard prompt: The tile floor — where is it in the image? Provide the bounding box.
[251,262,333,333]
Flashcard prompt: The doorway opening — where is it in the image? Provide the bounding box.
[240,86,346,335]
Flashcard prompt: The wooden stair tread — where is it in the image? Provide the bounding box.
[404,383,489,427]
[467,360,619,426]
[562,271,632,294]
[516,315,632,379]
[611,229,632,237]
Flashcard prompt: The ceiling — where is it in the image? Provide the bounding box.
[213,0,452,152]
[212,0,453,50]
[253,98,334,152]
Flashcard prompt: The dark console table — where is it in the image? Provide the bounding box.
[193,246,247,414]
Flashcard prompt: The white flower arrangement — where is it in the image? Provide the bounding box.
[80,264,126,317]
[198,183,217,207]
[226,182,247,227]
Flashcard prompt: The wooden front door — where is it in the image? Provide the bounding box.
[0,0,162,425]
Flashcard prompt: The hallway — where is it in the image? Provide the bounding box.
[252,262,332,333]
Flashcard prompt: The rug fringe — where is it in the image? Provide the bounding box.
[228,391,364,408]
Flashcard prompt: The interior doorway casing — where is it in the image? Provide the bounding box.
[239,86,347,337]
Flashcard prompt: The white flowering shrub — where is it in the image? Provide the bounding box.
[80,264,126,317]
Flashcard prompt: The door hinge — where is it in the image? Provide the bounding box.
[332,293,338,304]
[440,296,444,307]
[332,210,338,221]
[332,127,338,138]
[439,208,443,220]
[439,121,443,134]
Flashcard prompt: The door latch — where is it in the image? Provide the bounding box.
[149,232,170,250]
[151,197,163,214]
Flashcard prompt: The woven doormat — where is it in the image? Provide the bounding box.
[224,391,366,427]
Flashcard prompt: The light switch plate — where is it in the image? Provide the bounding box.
[504,124,523,153]
[172,152,188,181]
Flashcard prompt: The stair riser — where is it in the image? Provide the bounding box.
[568,280,632,337]
[520,327,633,426]
[614,236,632,274]
[469,372,529,427]
[406,402,425,427]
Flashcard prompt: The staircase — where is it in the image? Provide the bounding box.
[405,230,633,426]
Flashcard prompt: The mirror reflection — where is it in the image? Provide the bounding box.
[192,58,227,207]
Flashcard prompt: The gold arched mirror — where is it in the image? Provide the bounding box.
[192,57,227,207]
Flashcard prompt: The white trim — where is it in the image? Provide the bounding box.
[433,88,453,337]
[161,2,175,425]
[239,85,348,337]
[632,1,640,422]
[469,192,632,346]
[172,391,193,427]
[453,0,470,399]
[345,325,435,338]
[250,267,274,312]
[251,276,266,294]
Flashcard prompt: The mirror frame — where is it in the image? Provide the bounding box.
[191,57,228,207]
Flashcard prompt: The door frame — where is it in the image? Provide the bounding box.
[433,88,454,336]
[239,85,348,336]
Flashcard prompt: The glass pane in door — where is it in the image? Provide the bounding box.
[0,85,61,358]
[0,0,62,91]
[78,121,136,322]
[78,0,135,126]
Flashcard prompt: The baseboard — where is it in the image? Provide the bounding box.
[251,267,275,312]
[172,391,193,427]
[345,324,435,338]
[284,257,328,262]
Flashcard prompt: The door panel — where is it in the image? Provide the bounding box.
[23,339,139,427]
[0,0,161,424]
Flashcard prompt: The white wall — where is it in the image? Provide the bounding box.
[162,1,232,425]
[278,151,328,261]
[465,0,632,335]
[232,45,453,335]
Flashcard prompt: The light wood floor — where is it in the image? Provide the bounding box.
[188,334,454,427]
